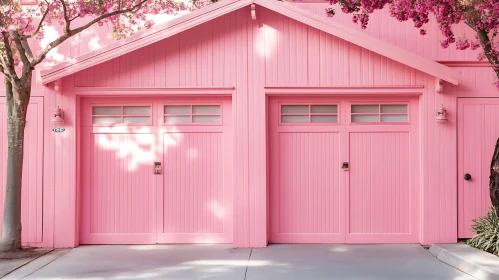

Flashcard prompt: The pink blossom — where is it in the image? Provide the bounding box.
[0,0,195,71]
[327,0,499,84]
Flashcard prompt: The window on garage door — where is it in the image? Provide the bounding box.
[350,104,408,123]
[92,105,152,125]
[280,104,339,124]
[163,104,222,124]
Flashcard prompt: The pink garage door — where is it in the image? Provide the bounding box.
[80,97,232,244]
[0,97,43,245]
[269,97,419,243]
[458,98,499,238]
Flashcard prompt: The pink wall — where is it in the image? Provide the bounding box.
[0,2,478,98]
[1,4,498,248]
[294,3,480,62]
[0,97,44,246]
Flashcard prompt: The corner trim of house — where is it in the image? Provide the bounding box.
[72,86,236,96]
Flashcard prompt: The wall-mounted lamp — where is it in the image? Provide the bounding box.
[436,105,447,122]
[51,106,64,123]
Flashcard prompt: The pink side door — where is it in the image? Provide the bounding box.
[0,97,43,245]
[156,98,233,243]
[458,98,499,238]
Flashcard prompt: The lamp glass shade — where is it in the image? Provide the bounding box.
[51,115,64,123]
[436,114,448,122]
[436,106,447,122]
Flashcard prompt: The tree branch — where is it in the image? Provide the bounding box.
[20,39,34,61]
[60,0,71,33]
[12,33,31,70]
[22,1,51,40]
[0,33,18,80]
[31,0,148,67]
[69,14,80,22]
[476,29,499,78]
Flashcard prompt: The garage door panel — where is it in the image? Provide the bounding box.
[270,98,418,244]
[81,97,232,245]
[271,132,343,242]
[161,132,226,238]
[82,133,155,243]
[349,132,411,237]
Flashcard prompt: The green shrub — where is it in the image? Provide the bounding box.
[467,207,499,255]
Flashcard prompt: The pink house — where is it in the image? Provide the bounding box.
[0,0,497,248]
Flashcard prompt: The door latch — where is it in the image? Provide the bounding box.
[154,162,162,174]
[342,162,349,171]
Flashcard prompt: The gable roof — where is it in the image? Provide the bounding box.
[40,0,460,85]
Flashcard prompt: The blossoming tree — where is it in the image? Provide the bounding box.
[326,0,499,214]
[0,0,193,252]
[326,0,499,84]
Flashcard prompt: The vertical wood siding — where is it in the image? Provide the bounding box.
[162,132,224,235]
[67,7,446,247]
[349,132,411,236]
[0,97,43,245]
[418,67,498,244]
[276,132,341,235]
[73,9,418,88]
[294,3,480,62]
[41,6,499,248]
[80,132,156,244]
[457,99,499,238]
[90,134,154,234]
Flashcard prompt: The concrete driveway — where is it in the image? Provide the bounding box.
[4,244,475,280]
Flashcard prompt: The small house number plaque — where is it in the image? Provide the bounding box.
[52,128,65,133]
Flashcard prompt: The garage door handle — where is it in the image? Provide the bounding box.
[464,173,471,181]
[342,162,349,170]
[154,162,162,174]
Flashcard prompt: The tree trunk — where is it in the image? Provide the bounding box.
[490,138,499,216]
[0,74,31,252]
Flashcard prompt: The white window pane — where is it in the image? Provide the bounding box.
[311,115,338,123]
[381,104,407,113]
[351,114,379,122]
[193,115,221,123]
[381,114,408,122]
[165,105,190,114]
[92,116,122,125]
[123,106,151,115]
[351,105,379,113]
[311,105,337,113]
[193,105,221,114]
[164,116,191,123]
[123,116,150,124]
[93,106,121,115]
[281,105,309,114]
[281,115,309,123]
